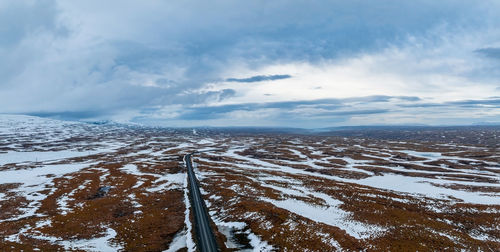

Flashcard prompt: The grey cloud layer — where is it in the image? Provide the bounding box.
[0,0,499,126]
[476,48,500,59]
[226,75,292,83]
[176,96,419,120]
[399,98,500,108]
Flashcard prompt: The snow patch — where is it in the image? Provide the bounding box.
[60,227,122,251]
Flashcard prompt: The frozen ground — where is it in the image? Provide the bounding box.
[1,115,499,251]
[194,133,500,250]
[0,115,188,251]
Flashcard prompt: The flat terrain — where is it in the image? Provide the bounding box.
[0,115,499,251]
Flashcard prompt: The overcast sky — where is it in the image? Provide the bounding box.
[1,0,499,127]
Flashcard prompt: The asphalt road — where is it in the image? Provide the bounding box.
[184,153,219,252]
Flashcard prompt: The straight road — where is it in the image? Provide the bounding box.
[184,153,219,252]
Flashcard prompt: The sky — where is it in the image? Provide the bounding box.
[0,0,499,128]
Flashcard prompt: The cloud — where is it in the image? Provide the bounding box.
[448,98,500,107]
[188,89,237,104]
[0,0,65,47]
[226,74,292,83]
[0,0,499,126]
[314,109,390,117]
[475,47,500,59]
[399,97,500,108]
[175,96,412,121]
[26,110,109,120]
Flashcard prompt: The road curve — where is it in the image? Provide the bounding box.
[184,153,219,252]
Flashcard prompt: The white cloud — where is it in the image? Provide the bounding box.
[0,0,499,126]
[212,26,500,107]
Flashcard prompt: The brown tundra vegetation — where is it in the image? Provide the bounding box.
[0,115,499,251]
